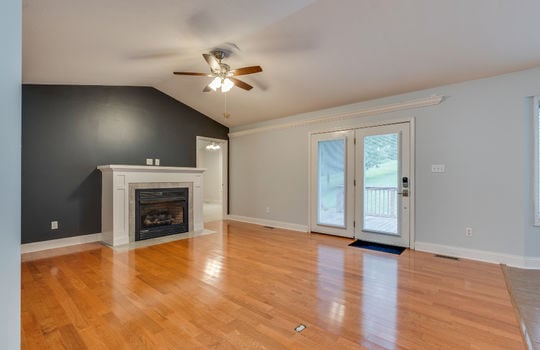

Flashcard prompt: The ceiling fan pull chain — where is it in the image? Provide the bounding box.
[223,93,230,119]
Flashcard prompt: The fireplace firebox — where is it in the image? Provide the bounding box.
[135,188,189,240]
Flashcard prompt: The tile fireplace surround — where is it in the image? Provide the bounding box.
[98,165,205,246]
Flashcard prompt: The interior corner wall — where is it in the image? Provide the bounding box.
[0,0,21,347]
[22,85,229,244]
[229,67,540,259]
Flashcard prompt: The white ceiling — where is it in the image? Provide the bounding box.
[23,0,540,127]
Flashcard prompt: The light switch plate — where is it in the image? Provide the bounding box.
[431,164,445,173]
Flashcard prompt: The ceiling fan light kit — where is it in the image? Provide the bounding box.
[173,50,262,93]
[221,78,234,92]
[209,76,234,93]
[209,77,222,91]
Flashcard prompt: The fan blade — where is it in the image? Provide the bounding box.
[173,72,209,76]
[230,77,253,91]
[203,53,221,73]
[202,85,211,92]
[231,66,263,76]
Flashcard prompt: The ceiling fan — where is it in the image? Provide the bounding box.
[173,50,262,93]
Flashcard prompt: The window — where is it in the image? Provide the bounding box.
[534,96,540,225]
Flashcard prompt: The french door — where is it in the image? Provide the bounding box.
[310,122,412,247]
[310,130,355,237]
[355,123,410,247]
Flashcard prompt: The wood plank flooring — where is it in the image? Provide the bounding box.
[22,221,524,349]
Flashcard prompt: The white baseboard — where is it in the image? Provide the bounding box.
[226,215,309,233]
[524,257,540,269]
[21,233,102,254]
[414,241,539,269]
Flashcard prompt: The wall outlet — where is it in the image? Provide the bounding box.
[154,158,160,166]
[265,206,270,214]
[146,158,153,165]
[465,227,473,237]
[51,221,58,230]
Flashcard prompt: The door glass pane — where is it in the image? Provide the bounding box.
[363,133,399,234]
[318,139,345,227]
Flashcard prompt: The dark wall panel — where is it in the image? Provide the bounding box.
[22,85,229,244]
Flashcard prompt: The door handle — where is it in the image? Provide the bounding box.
[397,189,409,197]
[399,177,409,196]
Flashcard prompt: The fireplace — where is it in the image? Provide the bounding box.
[98,165,204,246]
[135,188,189,240]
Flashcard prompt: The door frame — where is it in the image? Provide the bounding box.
[308,117,415,249]
[196,136,229,219]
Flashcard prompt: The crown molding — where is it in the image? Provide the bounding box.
[229,95,444,138]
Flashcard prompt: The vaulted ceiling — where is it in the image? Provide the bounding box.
[23,0,540,127]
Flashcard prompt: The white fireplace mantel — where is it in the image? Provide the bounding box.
[98,165,205,246]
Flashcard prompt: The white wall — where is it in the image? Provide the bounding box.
[230,67,540,264]
[0,0,21,347]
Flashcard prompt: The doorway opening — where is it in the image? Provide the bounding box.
[196,136,228,223]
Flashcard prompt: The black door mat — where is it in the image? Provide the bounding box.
[348,240,406,255]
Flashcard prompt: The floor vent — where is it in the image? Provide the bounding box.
[262,226,275,229]
[294,324,306,333]
[434,254,459,260]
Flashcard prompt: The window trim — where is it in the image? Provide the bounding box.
[534,96,540,225]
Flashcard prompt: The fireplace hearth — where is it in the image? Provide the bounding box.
[135,188,189,240]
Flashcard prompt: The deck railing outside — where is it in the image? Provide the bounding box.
[365,186,397,218]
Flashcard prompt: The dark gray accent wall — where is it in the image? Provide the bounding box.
[22,85,229,244]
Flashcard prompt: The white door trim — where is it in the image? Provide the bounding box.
[409,118,416,249]
[196,136,228,218]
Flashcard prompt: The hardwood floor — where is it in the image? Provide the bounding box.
[22,221,524,349]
